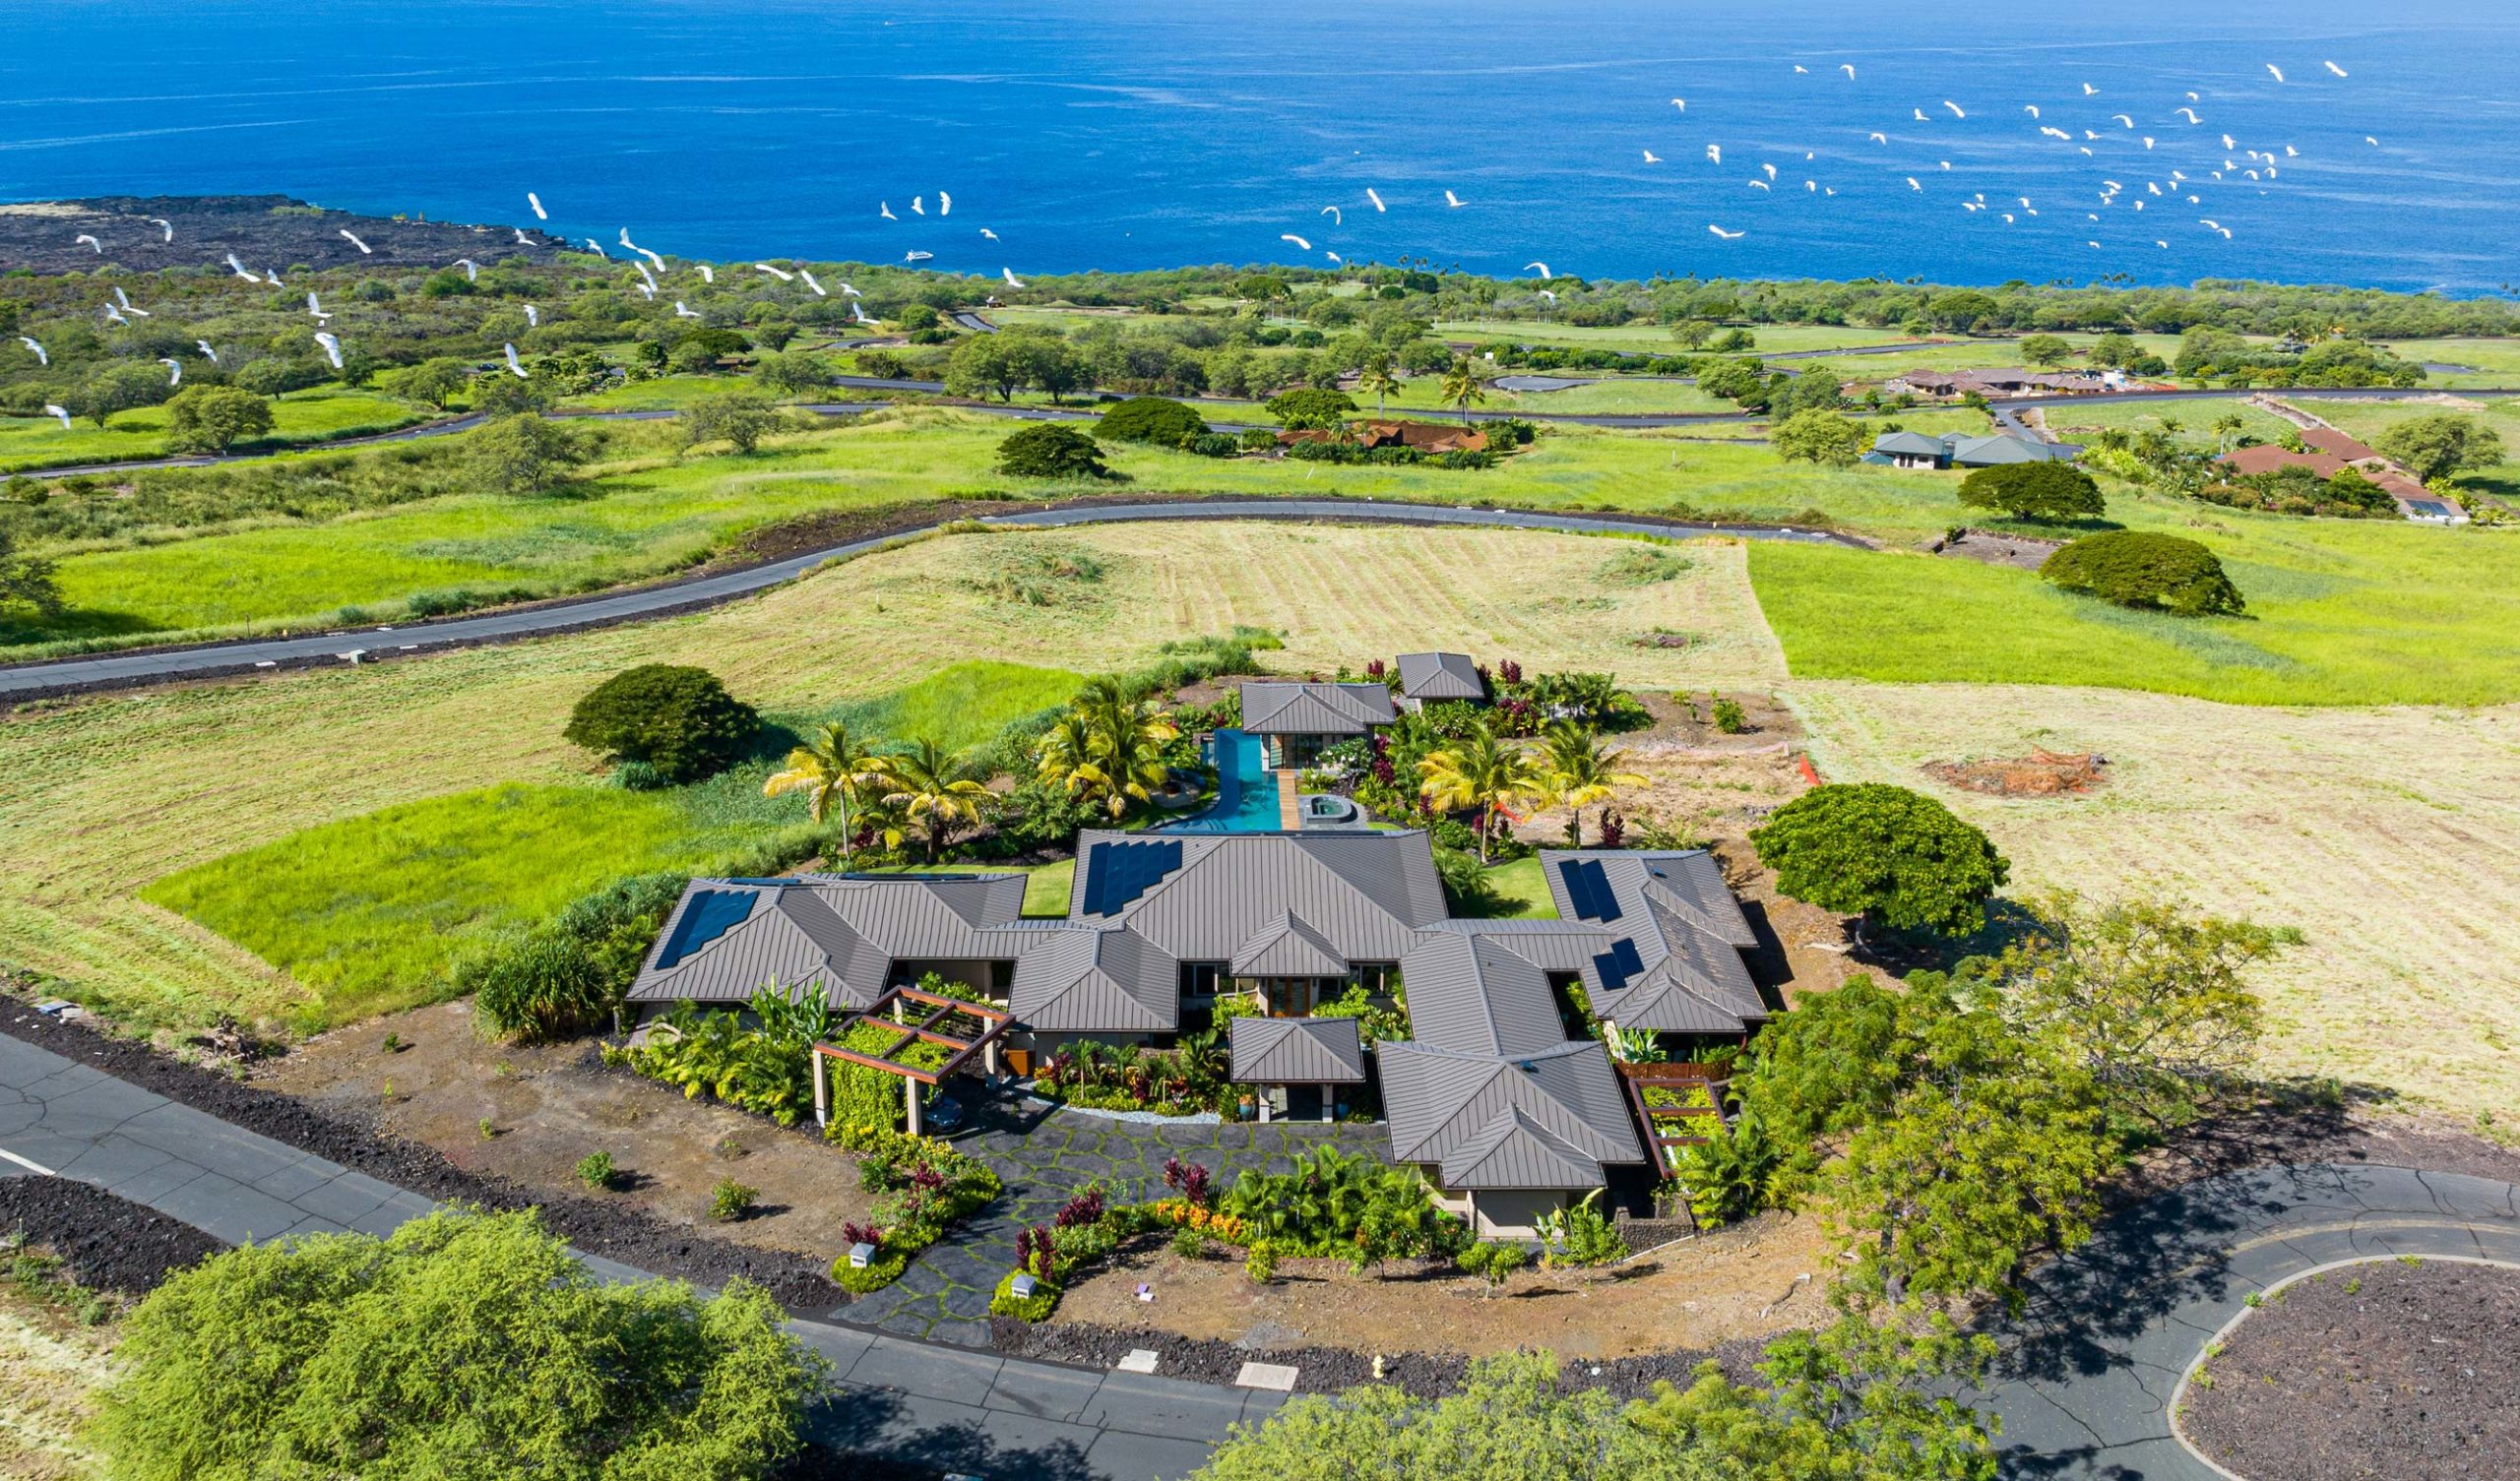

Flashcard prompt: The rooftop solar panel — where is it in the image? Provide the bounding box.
[654,889,759,969]
[1591,937,1645,992]
[1558,859,1622,922]
[1079,840,1183,916]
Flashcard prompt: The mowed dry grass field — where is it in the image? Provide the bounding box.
[1787,682,2520,1123]
[0,523,1779,1033]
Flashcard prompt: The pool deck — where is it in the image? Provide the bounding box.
[1275,770,1300,829]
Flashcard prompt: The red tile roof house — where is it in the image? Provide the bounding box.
[1277,420,1490,455]
[2214,441,2464,522]
[2217,444,2350,479]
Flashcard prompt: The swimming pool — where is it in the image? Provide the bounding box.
[1157,727,1283,833]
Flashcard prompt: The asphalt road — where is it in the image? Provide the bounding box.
[0,499,1862,700]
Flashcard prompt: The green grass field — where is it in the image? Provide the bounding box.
[2035,396,2298,443]
[139,658,1087,1026]
[0,388,432,472]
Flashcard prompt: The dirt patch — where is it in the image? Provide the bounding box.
[252,1000,875,1262]
[0,1178,225,1298]
[1033,1206,1839,1370]
[2181,1260,2520,1481]
[0,1004,845,1311]
[1930,528,2065,571]
[1923,748,2110,798]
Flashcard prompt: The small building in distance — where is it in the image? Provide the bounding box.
[1278,419,1489,455]
[1882,367,2134,401]
[1866,430,2084,470]
[1238,680,1401,767]
[1395,650,1486,708]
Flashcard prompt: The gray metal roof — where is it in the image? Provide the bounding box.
[1539,850,1766,1036]
[1872,430,1947,457]
[1238,681,1400,735]
[1070,830,1447,957]
[1230,912,1351,977]
[1379,1038,1643,1187]
[1395,651,1484,702]
[1229,1015,1367,1083]
[1398,930,1577,1058]
[627,874,1029,1009]
[1005,924,1179,1033]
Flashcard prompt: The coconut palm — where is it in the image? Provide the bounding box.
[878,737,994,863]
[1437,357,1489,429]
[1040,678,1180,820]
[762,722,894,871]
[2210,413,2244,453]
[1417,719,1544,864]
[1354,355,1398,417]
[1539,721,1646,847]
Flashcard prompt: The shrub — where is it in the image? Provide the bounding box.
[1188,432,1241,458]
[1710,696,1749,734]
[2040,529,2245,616]
[1243,1241,1278,1284]
[562,664,760,783]
[467,411,588,495]
[677,392,783,454]
[995,422,1111,478]
[1669,1111,1783,1227]
[709,1179,758,1222]
[629,988,834,1127]
[1097,395,1209,445]
[1170,1225,1208,1259]
[989,1269,1060,1322]
[459,869,686,1040]
[1535,1191,1629,1268]
[162,386,275,453]
[90,1209,820,1481]
[1751,782,2010,937]
[575,1150,615,1191]
[1219,1145,1465,1271]
[1770,409,1867,465]
[1957,462,2107,521]
[1459,1239,1529,1293]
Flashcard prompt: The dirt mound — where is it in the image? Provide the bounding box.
[1923,748,2108,797]
[0,1177,225,1296]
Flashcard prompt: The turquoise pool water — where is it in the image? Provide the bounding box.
[1159,728,1281,833]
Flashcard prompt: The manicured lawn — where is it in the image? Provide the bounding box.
[0,388,432,472]
[1476,856,1560,919]
[135,659,1089,1028]
[858,859,1076,917]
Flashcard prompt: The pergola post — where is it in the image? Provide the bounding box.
[904,1078,923,1138]
[812,1050,829,1128]
[983,1039,1001,1080]
[1321,1086,1335,1123]
[1258,1088,1272,1124]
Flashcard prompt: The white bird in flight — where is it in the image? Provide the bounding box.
[454,259,478,282]
[1004,267,1026,288]
[1321,206,1342,223]
[1281,233,1312,251]
[1794,65,1808,74]
[2324,60,2348,77]
[195,339,217,363]
[582,238,605,256]
[838,281,860,297]
[74,233,101,253]
[1868,132,1887,144]
[800,269,827,296]
[1907,176,1923,191]
[1641,150,1661,163]
[313,332,344,370]
[158,358,182,387]
[528,192,547,219]
[880,202,898,220]
[2112,114,2134,127]
[306,291,330,322]
[1537,289,1557,304]
[754,262,794,280]
[1670,98,1685,111]
[149,216,172,242]
[523,304,538,327]
[503,343,528,378]
[1942,100,1966,117]
[1526,262,1551,278]
[2175,107,2202,123]
[103,302,127,326]
[1841,64,1856,79]
[1708,224,1744,240]
[1913,107,1929,121]
[2082,82,2098,94]
[1366,188,1387,211]
[341,228,371,254]
[112,285,147,316]
[515,228,533,245]
[634,261,660,295]
[1706,144,1723,163]
[41,404,71,430]
[2025,104,2041,117]
[911,196,925,216]
[1444,190,1465,208]
[18,336,47,366]
[2266,63,2285,83]
[674,301,702,319]
[904,250,933,263]
[265,270,283,285]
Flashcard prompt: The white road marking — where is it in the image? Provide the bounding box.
[0,1145,58,1176]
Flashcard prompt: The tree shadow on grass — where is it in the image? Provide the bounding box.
[0,605,167,649]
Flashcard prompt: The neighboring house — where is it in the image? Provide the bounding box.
[2217,444,2349,479]
[1276,419,1489,455]
[2298,426,2382,463]
[1238,679,1399,766]
[633,833,1769,1235]
[2217,433,2467,523]
[1395,650,1485,708]
[1882,367,2114,400]
[1865,431,2084,470]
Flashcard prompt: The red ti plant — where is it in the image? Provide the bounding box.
[1599,809,1626,848]
[1364,658,1387,679]
[1055,1186,1106,1229]
[1496,658,1524,688]
[1162,1156,1215,1207]
[1014,1224,1058,1280]
[843,1221,885,1251]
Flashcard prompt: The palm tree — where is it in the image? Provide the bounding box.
[1417,720,1543,865]
[1355,355,1398,417]
[1539,722,1646,847]
[2210,413,2244,453]
[1437,357,1488,429]
[762,722,894,871]
[879,737,993,863]
[1076,678,1180,819]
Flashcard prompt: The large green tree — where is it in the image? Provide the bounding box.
[1751,783,2009,938]
[1955,462,2105,522]
[468,411,589,495]
[677,392,782,455]
[763,721,896,870]
[2372,413,2505,483]
[563,664,759,783]
[1417,719,1544,864]
[91,1209,823,1481]
[1771,409,1866,465]
[161,386,275,455]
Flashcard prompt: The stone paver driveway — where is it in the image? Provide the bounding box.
[840,1092,1385,1345]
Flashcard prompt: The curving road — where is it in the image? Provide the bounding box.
[1982,1160,2520,1480]
[0,499,1863,700]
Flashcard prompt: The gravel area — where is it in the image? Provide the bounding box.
[993,1319,1770,1401]
[0,1177,225,1296]
[2182,1260,2520,1480]
[0,1007,844,1311]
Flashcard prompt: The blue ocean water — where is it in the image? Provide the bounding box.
[4,0,2515,291]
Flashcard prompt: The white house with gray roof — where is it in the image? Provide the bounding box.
[628,833,1765,1236]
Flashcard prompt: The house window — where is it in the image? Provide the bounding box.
[1180,961,1226,1007]
[1351,962,1396,999]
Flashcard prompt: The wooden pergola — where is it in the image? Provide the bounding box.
[811,984,1015,1137]
[1614,1060,1730,1176]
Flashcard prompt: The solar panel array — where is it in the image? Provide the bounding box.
[1557,859,1622,922]
[653,888,759,968]
[1078,839,1184,916]
[1589,937,1645,993]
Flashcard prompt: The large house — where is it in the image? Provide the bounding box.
[2215,435,2466,524]
[1867,430,2084,470]
[628,830,1769,1236]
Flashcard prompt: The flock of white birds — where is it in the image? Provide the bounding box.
[18,52,2387,431]
[1257,54,2374,278]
